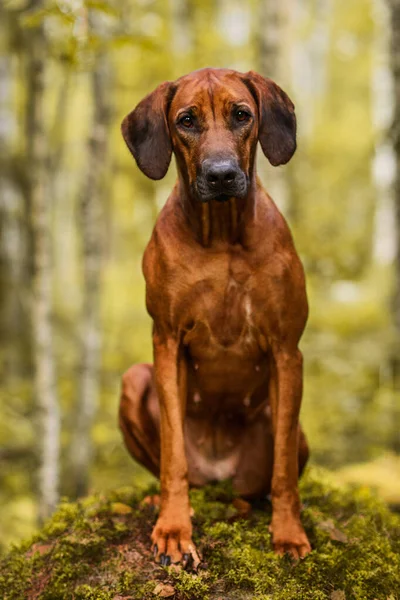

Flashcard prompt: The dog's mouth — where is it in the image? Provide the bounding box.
[214,193,230,203]
[194,174,248,204]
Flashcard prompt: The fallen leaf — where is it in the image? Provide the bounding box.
[331,591,346,600]
[188,543,201,571]
[153,582,175,597]
[318,519,348,543]
[26,543,52,558]
[110,502,132,515]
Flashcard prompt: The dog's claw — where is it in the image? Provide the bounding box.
[162,555,171,566]
[182,553,191,569]
[153,544,158,558]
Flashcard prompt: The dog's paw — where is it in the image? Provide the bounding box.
[273,538,311,560]
[151,514,201,570]
[270,518,311,561]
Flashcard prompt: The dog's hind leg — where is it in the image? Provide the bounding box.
[119,364,161,478]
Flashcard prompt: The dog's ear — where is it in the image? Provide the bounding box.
[242,71,296,166]
[121,81,176,180]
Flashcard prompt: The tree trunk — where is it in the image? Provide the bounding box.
[0,7,32,378]
[389,0,400,372]
[256,0,282,77]
[372,2,396,266]
[388,0,400,451]
[68,51,111,498]
[24,12,60,521]
[254,0,292,216]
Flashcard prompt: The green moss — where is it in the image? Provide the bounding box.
[72,584,114,600]
[1,469,399,600]
[172,570,211,599]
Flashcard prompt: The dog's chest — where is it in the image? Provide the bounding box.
[213,277,254,346]
[183,254,259,350]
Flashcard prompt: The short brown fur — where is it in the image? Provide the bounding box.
[120,68,311,566]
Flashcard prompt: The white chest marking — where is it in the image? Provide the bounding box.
[193,391,201,403]
[192,452,239,481]
[243,296,255,344]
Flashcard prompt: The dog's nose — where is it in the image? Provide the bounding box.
[203,160,238,187]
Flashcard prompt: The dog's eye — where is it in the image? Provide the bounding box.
[179,115,194,128]
[235,110,250,122]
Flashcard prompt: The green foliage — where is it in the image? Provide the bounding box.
[1,470,399,599]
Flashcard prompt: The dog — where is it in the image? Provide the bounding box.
[119,68,311,567]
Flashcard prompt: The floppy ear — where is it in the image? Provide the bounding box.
[243,71,296,166]
[121,81,175,180]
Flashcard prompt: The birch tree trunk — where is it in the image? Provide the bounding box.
[388,0,400,440]
[256,0,282,77]
[371,1,395,266]
[25,12,60,521]
[254,0,292,216]
[0,6,31,378]
[69,51,111,498]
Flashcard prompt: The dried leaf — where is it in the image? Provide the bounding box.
[26,543,52,558]
[153,582,175,597]
[318,519,348,543]
[188,543,201,571]
[330,591,346,600]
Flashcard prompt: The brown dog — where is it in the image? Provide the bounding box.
[119,68,311,567]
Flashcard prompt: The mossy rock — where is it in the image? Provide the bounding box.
[1,469,399,600]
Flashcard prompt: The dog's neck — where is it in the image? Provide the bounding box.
[199,198,238,246]
[177,176,257,248]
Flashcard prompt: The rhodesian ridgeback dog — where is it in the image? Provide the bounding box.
[119,68,311,567]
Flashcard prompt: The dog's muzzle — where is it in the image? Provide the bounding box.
[195,158,248,203]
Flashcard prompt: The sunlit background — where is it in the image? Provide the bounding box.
[1,0,399,551]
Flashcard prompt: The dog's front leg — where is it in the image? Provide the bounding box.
[151,331,197,567]
[269,346,311,560]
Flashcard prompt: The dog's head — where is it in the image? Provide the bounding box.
[122,68,296,203]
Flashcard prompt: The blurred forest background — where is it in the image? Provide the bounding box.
[1,0,400,552]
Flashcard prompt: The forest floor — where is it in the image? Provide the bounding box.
[1,469,399,600]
